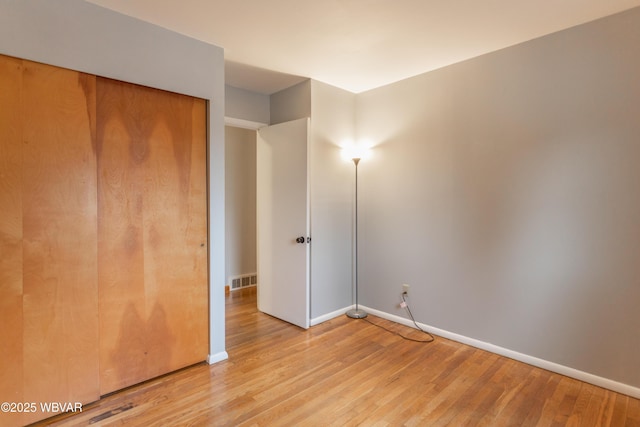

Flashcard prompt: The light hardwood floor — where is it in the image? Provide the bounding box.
[35,287,640,426]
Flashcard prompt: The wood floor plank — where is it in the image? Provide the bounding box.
[33,287,640,426]
[609,394,629,427]
[626,397,640,426]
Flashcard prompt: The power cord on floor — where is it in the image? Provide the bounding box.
[363,292,435,343]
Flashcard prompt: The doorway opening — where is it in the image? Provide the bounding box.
[225,125,258,313]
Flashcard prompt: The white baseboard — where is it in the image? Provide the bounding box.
[207,351,229,365]
[359,305,640,400]
[310,305,354,326]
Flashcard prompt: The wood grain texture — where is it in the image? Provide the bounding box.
[0,53,25,427]
[95,77,147,395]
[0,55,207,426]
[35,288,640,426]
[0,56,100,427]
[20,59,99,425]
[96,77,208,395]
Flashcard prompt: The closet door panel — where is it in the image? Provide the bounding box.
[20,60,99,421]
[0,54,25,427]
[96,78,147,394]
[97,78,207,394]
[0,55,206,424]
[178,95,208,365]
[141,92,208,379]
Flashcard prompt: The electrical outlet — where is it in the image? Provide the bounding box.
[402,283,410,294]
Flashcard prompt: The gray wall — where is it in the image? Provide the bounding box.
[225,126,257,282]
[309,81,356,319]
[356,7,640,388]
[0,0,227,362]
[271,80,311,125]
[225,85,270,126]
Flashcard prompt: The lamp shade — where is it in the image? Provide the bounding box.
[341,145,370,162]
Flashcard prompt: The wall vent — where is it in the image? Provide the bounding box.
[229,273,257,291]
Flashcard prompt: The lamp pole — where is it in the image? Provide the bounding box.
[347,157,367,319]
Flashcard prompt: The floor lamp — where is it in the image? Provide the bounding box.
[346,157,367,319]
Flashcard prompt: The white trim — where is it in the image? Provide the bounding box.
[310,305,353,326]
[207,351,229,365]
[225,116,268,130]
[359,305,640,399]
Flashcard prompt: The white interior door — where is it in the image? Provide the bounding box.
[256,118,310,329]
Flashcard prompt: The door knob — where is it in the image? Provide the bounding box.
[296,236,305,244]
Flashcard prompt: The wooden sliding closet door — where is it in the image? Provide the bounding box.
[0,54,25,427]
[0,56,100,426]
[21,60,99,411]
[96,78,208,394]
[1,55,207,425]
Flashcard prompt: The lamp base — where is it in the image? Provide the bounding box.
[346,308,368,319]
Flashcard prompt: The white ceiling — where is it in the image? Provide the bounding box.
[86,0,640,94]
